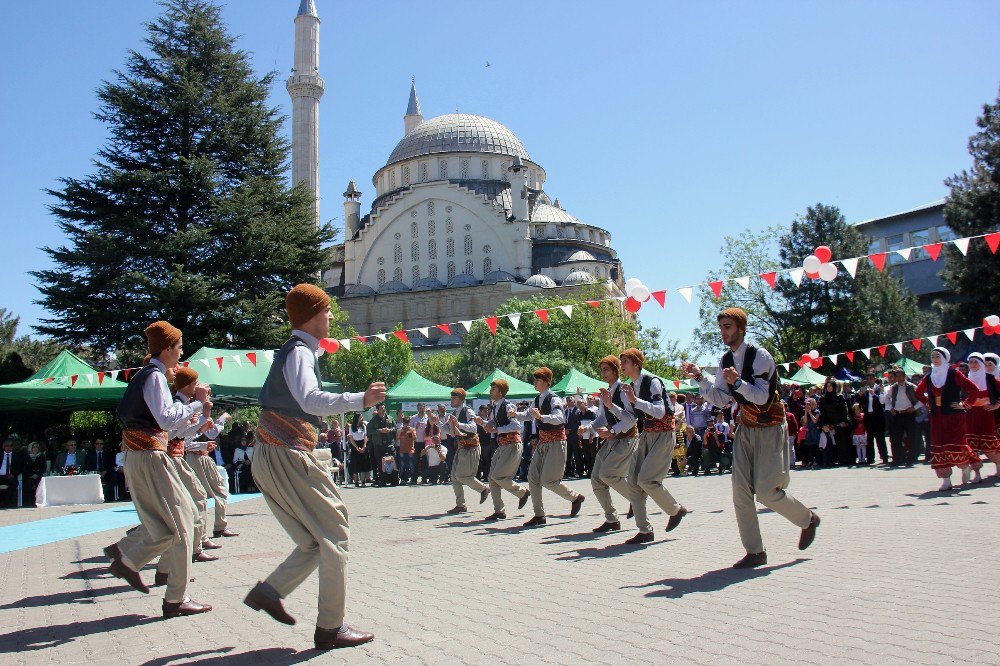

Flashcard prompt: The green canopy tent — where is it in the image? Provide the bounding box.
[0,350,128,412]
[385,369,454,410]
[789,365,827,386]
[185,347,340,405]
[467,369,537,400]
[551,367,605,397]
[897,356,930,377]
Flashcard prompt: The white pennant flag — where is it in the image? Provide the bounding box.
[85,374,95,386]
[507,313,521,330]
[892,342,903,354]
[198,358,211,369]
[840,257,859,279]
[926,335,938,347]
[231,354,243,367]
[417,327,430,339]
[375,333,388,342]
[735,276,752,291]
[109,370,120,383]
[828,354,839,365]
[964,328,977,342]
[789,268,805,286]
[263,350,275,363]
[460,320,473,333]
[953,238,970,255]
[859,348,872,359]
[782,363,791,372]
[895,248,912,261]
[557,305,573,318]
[678,287,693,304]
[340,339,351,351]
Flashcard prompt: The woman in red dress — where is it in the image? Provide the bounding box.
[984,353,1000,441]
[914,347,983,491]
[963,353,1000,480]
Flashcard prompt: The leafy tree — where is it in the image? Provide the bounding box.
[322,323,414,393]
[0,309,61,381]
[941,86,1000,328]
[414,352,460,387]
[638,328,693,381]
[33,0,333,357]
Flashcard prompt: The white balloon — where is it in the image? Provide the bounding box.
[802,255,822,273]
[818,262,838,281]
[986,315,1000,327]
[809,349,820,359]
[631,285,651,302]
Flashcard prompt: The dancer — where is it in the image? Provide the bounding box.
[963,353,1000,479]
[243,284,385,650]
[475,379,530,520]
[586,355,639,538]
[104,321,212,617]
[516,367,585,526]
[620,347,688,545]
[444,387,490,514]
[184,402,239,540]
[984,353,1000,441]
[914,347,983,490]
[682,308,820,568]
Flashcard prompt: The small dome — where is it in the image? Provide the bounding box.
[565,250,596,262]
[525,274,557,288]
[482,270,516,285]
[436,334,464,346]
[378,281,410,294]
[344,283,376,297]
[531,203,583,225]
[413,277,445,291]
[447,273,480,288]
[386,114,531,166]
[564,270,598,285]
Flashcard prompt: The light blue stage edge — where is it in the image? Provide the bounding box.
[0,494,261,555]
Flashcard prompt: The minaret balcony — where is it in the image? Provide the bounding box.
[286,74,325,98]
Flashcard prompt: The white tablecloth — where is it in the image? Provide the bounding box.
[36,475,104,507]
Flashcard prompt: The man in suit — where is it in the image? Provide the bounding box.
[564,396,583,478]
[0,438,25,508]
[55,439,82,472]
[85,438,116,501]
[856,373,888,465]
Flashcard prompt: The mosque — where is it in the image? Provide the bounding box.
[288,1,626,344]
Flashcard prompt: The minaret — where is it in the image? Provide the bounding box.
[287,0,324,225]
[404,79,423,135]
[343,180,362,239]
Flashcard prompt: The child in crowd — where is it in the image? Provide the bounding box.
[380,446,399,487]
[852,403,867,464]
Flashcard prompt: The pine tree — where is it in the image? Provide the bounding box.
[33,0,334,356]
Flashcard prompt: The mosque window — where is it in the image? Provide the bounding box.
[377,269,386,287]
[377,256,385,266]
[390,171,396,189]
[483,257,491,274]
[501,163,509,182]
[393,267,403,282]
[464,235,472,256]
[446,238,455,257]
[535,226,544,238]
[411,221,418,238]
[589,230,595,242]
[394,244,402,263]
[556,227,564,238]
[403,165,410,185]
[428,201,435,216]
[420,162,428,181]
[465,259,474,275]
[461,159,469,179]
[429,264,438,280]
[439,160,448,179]
[446,218,453,233]
[411,242,419,262]
[482,160,489,179]
[428,220,435,235]
[428,239,437,259]
[412,265,420,285]
[447,262,456,280]
[483,244,492,254]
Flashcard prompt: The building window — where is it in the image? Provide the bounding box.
[393,267,403,283]
[412,265,420,286]
[410,221,418,238]
[464,235,472,256]
[394,244,402,263]
[428,239,437,259]
[461,159,469,179]
[429,264,438,280]
[465,259,474,275]
[910,228,931,261]
[589,229,595,242]
[439,160,448,179]
[868,238,884,254]
[420,162,428,181]
[411,241,419,262]
[501,162,509,181]
[535,226,544,238]
[447,262,456,280]
[377,269,386,287]
[483,257,491,274]
[446,238,455,257]
[428,201,434,216]
[934,224,956,242]
[390,170,396,189]
[483,244,492,254]
[446,218,453,234]
[428,220,435,235]
[556,226,564,238]
[482,160,489,179]
[886,234,905,265]
[402,165,410,185]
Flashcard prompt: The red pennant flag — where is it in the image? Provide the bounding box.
[651,290,667,307]
[246,352,257,366]
[435,323,451,335]
[179,361,188,368]
[708,281,724,298]
[393,330,409,343]
[673,381,681,388]
[923,243,942,261]
[585,300,600,309]
[485,317,498,335]
[760,272,777,288]
[215,357,224,370]
[910,339,922,351]
[877,345,887,358]
[123,369,134,381]
[868,253,887,272]
[97,372,105,385]
[845,351,855,363]
[946,331,958,344]
[70,375,78,387]
[535,309,549,323]
[987,232,1000,254]
[353,335,367,344]
[43,377,55,384]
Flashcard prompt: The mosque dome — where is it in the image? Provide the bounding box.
[378,281,410,294]
[386,114,531,166]
[530,203,583,225]
[565,250,597,262]
[482,270,517,285]
[525,274,557,288]
[564,270,598,285]
[413,277,446,291]
[447,273,480,288]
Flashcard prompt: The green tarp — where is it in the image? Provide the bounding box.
[185,346,340,404]
[385,369,454,407]
[897,356,929,377]
[789,365,827,386]
[551,368,605,396]
[0,350,127,412]
[467,369,537,399]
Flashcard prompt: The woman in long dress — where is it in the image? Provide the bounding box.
[347,413,369,487]
[966,352,1000,478]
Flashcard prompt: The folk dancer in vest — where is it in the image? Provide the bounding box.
[984,353,1000,443]
[963,352,1000,479]
[243,284,386,650]
[586,355,640,539]
[914,347,984,490]
[184,396,238,540]
[682,308,820,569]
[620,347,688,545]
[476,379,530,521]
[516,367,585,526]
[444,387,490,514]
[103,321,213,617]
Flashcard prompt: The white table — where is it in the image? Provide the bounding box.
[36,474,104,507]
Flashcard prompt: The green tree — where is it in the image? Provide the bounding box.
[33,0,333,357]
[0,309,62,381]
[638,328,693,380]
[414,352,460,387]
[941,86,1000,329]
[323,324,414,393]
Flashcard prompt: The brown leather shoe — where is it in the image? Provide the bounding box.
[798,511,820,551]
[213,529,239,538]
[153,572,169,587]
[484,512,506,522]
[201,539,223,550]
[445,505,467,515]
[570,494,585,517]
[479,488,490,504]
[162,598,212,618]
[109,558,149,594]
[103,543,121,563]
[626,504,634,519]
[666,506,688,532]
[518,490,530,510]
[523,515,547,527]
[192,551,219,563]
[314,624,375,650]
[732,552,768,569]
[244,581,295,625]
[624,531,654,545]
[592,521,621,533]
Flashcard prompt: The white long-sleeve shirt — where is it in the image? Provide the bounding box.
[442,405,478,437]
[285,330,365,416]
[590,381,638,435]
[143,359,203,431]
[514,389,564,434]
[632,374,666,419]
[183,411,231,452]
[168,392,203,441]
[488,400,522,434]
[697,341,776,408]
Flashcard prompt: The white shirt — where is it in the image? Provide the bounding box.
[349,424,366,442]
[409,414,429,442]
[143,359,203,431]
[515,389,564,434]
[184,411,230,452]
[698,341,776,408]
[285,330,365,416]
[590,381,638,435]
[425,444,447,466]
[488,400,522,435]
[115,451,125,470]
[443,405,477,437]
[632,374,667,419]
[884,383,915,412]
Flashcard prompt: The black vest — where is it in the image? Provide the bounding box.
[258,336,324,427]
[927,368,964,416]
[493,399,512,429]
[632,373,663,421]
[116,364,161,430]
[721,344,779,407]
[534,393,562,431]
[601,384,626,429]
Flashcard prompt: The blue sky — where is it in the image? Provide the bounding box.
[1,0,997,359]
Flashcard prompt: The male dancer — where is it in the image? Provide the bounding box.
[475,379,530,520]
[185,400,238,540]
[621,347,688,544]
[104,321,212,616]
[515,367,585,526]
[682,308,820,568]
[586,356,639,538]
[243,284,386,650]
[444,387,490,514]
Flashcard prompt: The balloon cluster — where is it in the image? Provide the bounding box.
[983,315,1000,335]
[798,349,822,369]
[802,245,838,282]
[623,278,650,313]
[319,338,341,353]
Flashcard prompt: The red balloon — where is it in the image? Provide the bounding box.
[800,353,811,363]
[814,245,833,263]
[985,324,996,336]
[624,297,642,313]
[810,358,823,369]
[805,271,820,280]
[319,337,340,353]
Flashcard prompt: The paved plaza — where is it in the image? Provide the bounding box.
[1,465,998,665]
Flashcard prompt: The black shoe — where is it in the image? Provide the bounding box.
[666,506,688,532]
[625,504,634,519]
[798,511,820,550]
[445,505,467,515]
[523,516,547,527]
[518,490,530,510]
[103,543,121,563]
[732,552,767,568]
[592,521,621,533]
[109,558,149,594]
[484,512,506,522]
[570,495,585,518]
[624,531,654,545]
[244,581,296,625]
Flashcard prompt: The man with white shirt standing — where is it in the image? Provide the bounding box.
[243,284,386,651]
[443,387,490,514]
[683,308,819,569]
[882,365,920,466]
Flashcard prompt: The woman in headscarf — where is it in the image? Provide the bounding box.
[23,441,48,506]
[983,353,1000,441]
[914,348,984,490]
[817,378,850,466]
[966,352,1000,478]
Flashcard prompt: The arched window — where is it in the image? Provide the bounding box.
[411,265,419,285]
[447,262,456,280]
[377,269,386,287]
[427,201,434,216]
[446,218,453,234]
[446,238,455,257]
[411,221,418,238]
[393,267,403,283]
[428,220,435,236]
[465,259,474,275]
[402,165,410,185]
[464,235,472,256]
[461,159,469,179]
[420,162,427,181]
[429,264,438,280]
[411,241,419,262]
[393,244,402,264]
[439,160,448,179]
[390,170,396,189]
[481,160,489,179]
[483,257,491,275]
[428,239,437,259]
